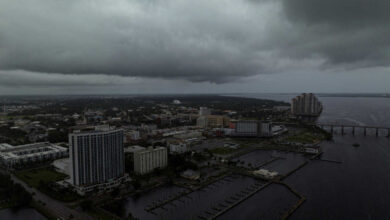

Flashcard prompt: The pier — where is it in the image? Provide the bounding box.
[207,182,272,220]
[272,181,306,220]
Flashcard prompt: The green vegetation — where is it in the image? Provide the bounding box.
[30,200,57,220]
[257,144,303,152]
[282,125,332,144]
[15,167,80,202]
[80,199,93,211]
[284,132,322,144]
[87,206,123,220]
[284,126,331,144]
[315,126,333,140]
[15,167,67,188]
[0,126,30,145]
[47,130,68,143]
[168,153,198,173]
[0,173,32,210]
[0,201,14,210]
[103,200,126,218]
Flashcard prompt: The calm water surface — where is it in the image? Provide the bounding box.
[119,94,390,219]
[247,94,390,219]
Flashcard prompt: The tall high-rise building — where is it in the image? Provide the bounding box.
[291,93,322,116]
[69,128,124,187]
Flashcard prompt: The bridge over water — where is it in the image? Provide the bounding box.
[316,123,390,137]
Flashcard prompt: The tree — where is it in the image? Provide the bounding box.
[48,130,68,143]
[80,199,92,211]
[132,179,141,190]
[111,187,120,197]
[128,212,138,220]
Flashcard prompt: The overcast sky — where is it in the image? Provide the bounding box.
[1,0,390,95]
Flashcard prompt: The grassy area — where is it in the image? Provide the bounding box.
[15,167,80,202]
[30,200,58,220]
[0,201,14,210]
[15,167,67,188]
[284,131,324,144]
[210,147,239,155]
[257,144,303,153]
[87,207,122,220]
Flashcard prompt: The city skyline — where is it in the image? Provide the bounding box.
[1,1,390,219]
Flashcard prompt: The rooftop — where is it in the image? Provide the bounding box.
[0,142,67,161]
[124,145,146,153]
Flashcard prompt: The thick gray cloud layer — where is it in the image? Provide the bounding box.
[0,0,282,83]
[0,0,389,87]
[280,0,390,66]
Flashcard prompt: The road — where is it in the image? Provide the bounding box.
[9,173,95,220]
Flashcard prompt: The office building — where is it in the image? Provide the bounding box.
[133,146,167,175]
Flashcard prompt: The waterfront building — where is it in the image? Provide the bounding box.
[133,146,167,175]
[180,169,200,180]
[69,127,125,192]
[291,93,323,116]
[0,142,68,168]
[231,120,272,137]
[253,169,278,180]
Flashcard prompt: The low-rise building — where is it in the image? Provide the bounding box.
[124,130,141,143]
[52,158,70,175]
[199,107,211,116]
[0,142,68,168]
[169,142,188,154]
[180,169,200,180]
[173,131,202,139]
[124,145,146,154]
[133,146,168,175]
[231,120,272,137]
[197,115,230,128]
[253,169,279,180]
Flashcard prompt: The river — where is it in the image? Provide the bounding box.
[241,93,390,219]
[117,94,390,219]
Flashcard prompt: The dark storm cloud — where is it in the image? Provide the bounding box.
[283,0,390,26]
[280,0,390,66]
[0,70,135,87]
[0,0,279,83]
[0,0,389,86]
